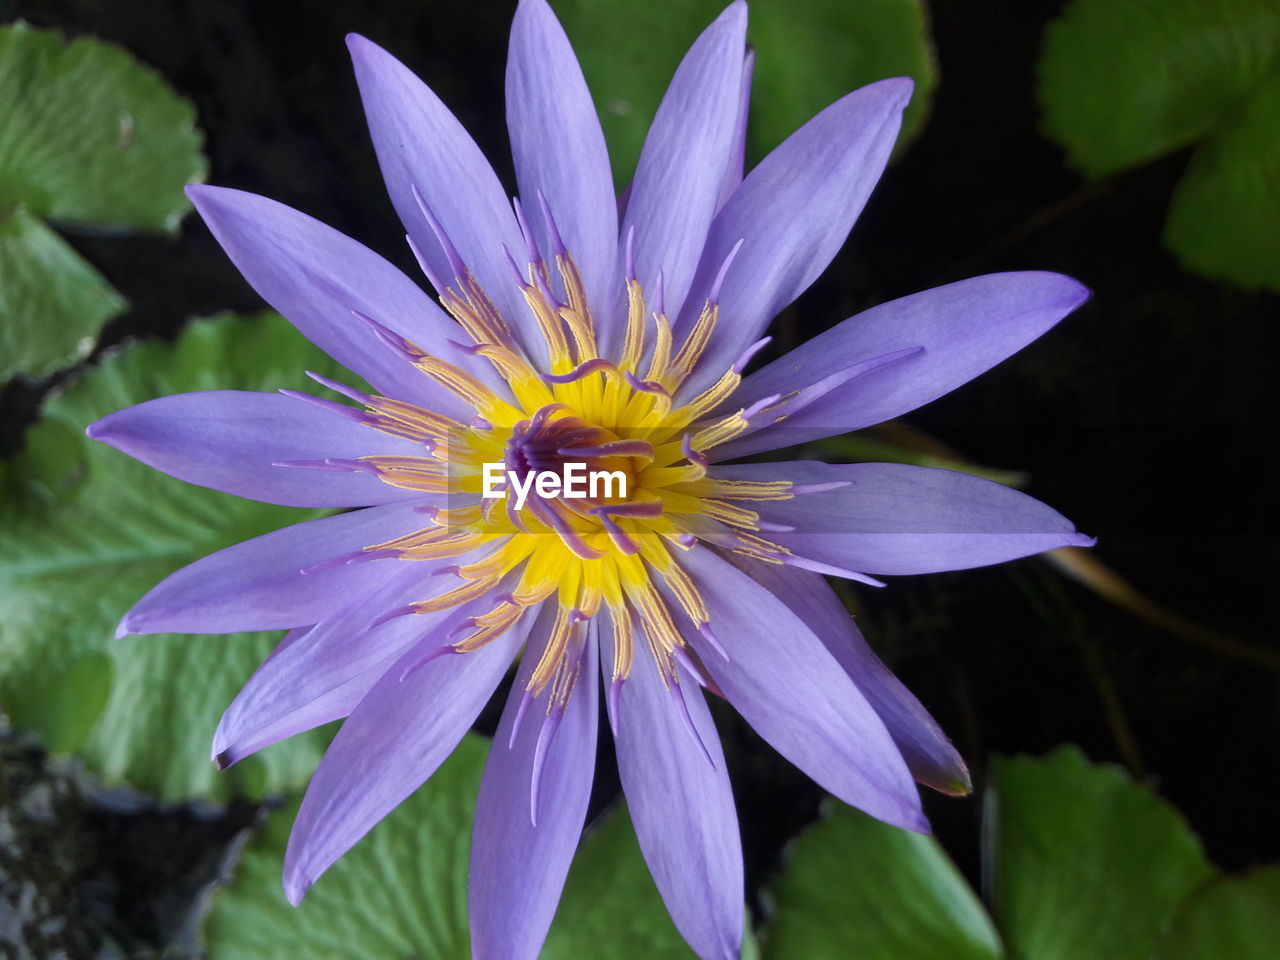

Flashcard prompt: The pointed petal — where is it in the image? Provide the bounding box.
[86,390,427,507]
[716,48,755,210]
[718,272,1091,457]
[283,604,532,903]
[713,461,1094,575]
[676,77,912,399]
[676,545,926,832]
[506,0,617,321]
[216,640,367,771]
[606,618,743,960]
[621,1,747,320]
[118,501,433,636]
[185,185,488,417]
[346,35,534,356]
[721,553,970,794]
[470,614,598,960]
[213,565,458,768]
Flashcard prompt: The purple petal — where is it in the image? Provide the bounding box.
[676,77,912,400]
[606,616,743,960]
[620,1,747,321]
[713,461,1094,575]
[346,35,534,357]
[118,501,434,637]
[218,651,365,770]
[675,545,926,832]
[213,564,458,768]
[721,553,970,794]
[506,0,617,324]
[716,48,755,210]
[185,186,489,418]
[718,272,1091,458]
[86,390,427,507]
[282,603,532,903]
[470,613,598,960]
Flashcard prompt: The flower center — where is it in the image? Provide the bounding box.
[501,407,638,506]
[293,198,800,707]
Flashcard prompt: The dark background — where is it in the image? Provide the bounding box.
[3,0,1277,956]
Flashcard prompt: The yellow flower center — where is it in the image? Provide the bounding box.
[333,229,798,704]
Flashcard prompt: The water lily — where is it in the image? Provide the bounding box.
[87,1,1092,957]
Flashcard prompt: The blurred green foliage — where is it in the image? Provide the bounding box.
[989,747,1213,960]
[762,799,1003,959]
[1155,867,1280,960]
[0,22,205,379]
[1038,0,1280,290]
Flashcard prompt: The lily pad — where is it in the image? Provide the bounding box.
[1163,70,1280,291]
[544,804,696,959]
[0,206,127,380]
[0,312,344,802]
[986,745,1215,960]
[761,800,1003,960]
[1037,0,1280,290]
[205,733,694,959]
[0,22,207,378]
[1154,866,1280,960]
[0,22,205,231]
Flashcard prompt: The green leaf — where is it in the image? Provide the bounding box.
[0,206,127,380]
[987,745,1216,960]
[1038,0,1280,177]
[760,801,1004,960]
[0,21,206,232]
[1037,0,1280,290]
[0,312,349,802]
[1154,867,1280,960]
[205,734,694,959]
[205,737,484,960]
[1163,70,1280,291]
[553,0,935,188]
[544,806,696,960]
[15,651,114,755]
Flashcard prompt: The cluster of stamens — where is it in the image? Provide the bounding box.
[278,189,826,734]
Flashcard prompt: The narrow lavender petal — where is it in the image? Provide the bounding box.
[211,626,368,772]
[717,272,1092,458]
[470,610,597,960]
[604,617,743,960]
[675,77,912,400]
[86,391,426,508]
[619,1,747,322]
[713,461,1094,575]
[118,501,435,637]
[283,604,533,904]
[185,186,491,417]
[676,545,927,832]
[218,661,369,770]
[213,565,464,768]
[720,553,970,794]
[716,48,755,210]
[507,0,617,328]
[346,35,534,356]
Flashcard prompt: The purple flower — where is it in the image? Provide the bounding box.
[87,1,1091,957]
